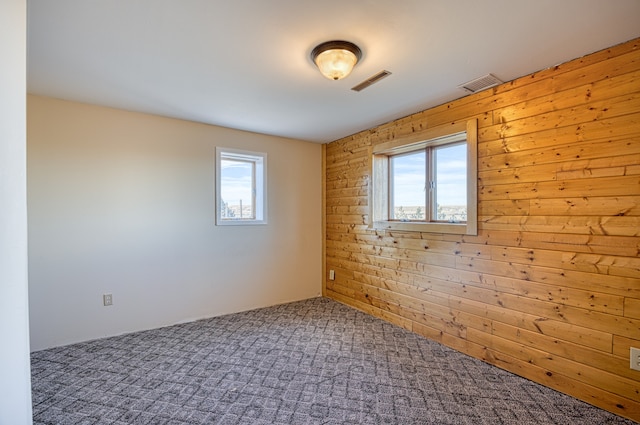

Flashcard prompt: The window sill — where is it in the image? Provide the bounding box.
[216,219,267,226]
[370,220,475,235]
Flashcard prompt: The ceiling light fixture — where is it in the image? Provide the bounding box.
[311,40,362,81]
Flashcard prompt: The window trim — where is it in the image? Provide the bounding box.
[215,147,267,226]
[369,119,477,235]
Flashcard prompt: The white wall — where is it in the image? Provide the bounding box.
[28,95,322,351]
[0,0,33,423]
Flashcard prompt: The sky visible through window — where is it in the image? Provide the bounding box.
[220,159,253,211]
[435,143,467,207]
[392,144,467,207]
[392,151,426,212]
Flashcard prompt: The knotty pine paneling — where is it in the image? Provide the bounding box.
[323,38,640,421]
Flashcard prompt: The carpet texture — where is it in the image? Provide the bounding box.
[31,297,637,424]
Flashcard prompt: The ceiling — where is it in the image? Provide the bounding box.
[27,1,640,144]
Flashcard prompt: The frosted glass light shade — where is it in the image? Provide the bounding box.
[311,41,362,81]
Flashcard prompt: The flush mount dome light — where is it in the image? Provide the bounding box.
[311,40,362,81]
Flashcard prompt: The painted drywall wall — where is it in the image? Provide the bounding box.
[28,95,322,351]
[0,0,33,423]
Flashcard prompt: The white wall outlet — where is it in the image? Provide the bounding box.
[631,347,640,371]
[103,293,113,306]
[329,270,335,281]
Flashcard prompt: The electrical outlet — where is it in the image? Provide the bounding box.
[103,294,113,306]
[631,347,640,371]
[329,270,335,281]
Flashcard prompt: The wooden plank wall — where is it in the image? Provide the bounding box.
[323,37,640,421]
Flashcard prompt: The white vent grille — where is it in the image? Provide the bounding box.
[351,70,392,92]
[458,73,503,93]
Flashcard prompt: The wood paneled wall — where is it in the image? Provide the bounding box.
[323,38,640,421]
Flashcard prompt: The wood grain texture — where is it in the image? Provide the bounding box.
[323,38,640,421]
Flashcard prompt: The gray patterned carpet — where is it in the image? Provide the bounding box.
[31,297,637,425]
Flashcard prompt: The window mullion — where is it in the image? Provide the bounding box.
[388,158,394,219]
[426,147,434,222]
[423,149,428,222]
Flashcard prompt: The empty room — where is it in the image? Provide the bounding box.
[1,1,640,424]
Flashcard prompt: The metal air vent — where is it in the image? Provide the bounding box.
[458,73,503,93]
[351,70,392,92]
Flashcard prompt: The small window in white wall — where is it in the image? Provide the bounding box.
[216,147,267,225]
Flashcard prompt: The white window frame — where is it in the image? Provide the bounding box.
[216,147,267,226]
[369,119,477,235]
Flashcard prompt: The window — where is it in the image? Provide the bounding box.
[216,147,267,225]
[370,119,477,235]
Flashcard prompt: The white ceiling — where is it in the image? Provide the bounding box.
[27,1,640,143]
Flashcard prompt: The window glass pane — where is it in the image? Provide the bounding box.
[220,159,254,220]
[434,143,466,222]
[390,150,426,220]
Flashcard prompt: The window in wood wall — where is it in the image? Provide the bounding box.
[370,119,477,235]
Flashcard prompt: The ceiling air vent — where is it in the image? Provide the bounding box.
[351,70,392,92]
[458,73,503,93]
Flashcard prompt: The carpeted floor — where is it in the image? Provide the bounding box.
[31,297,637,425]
